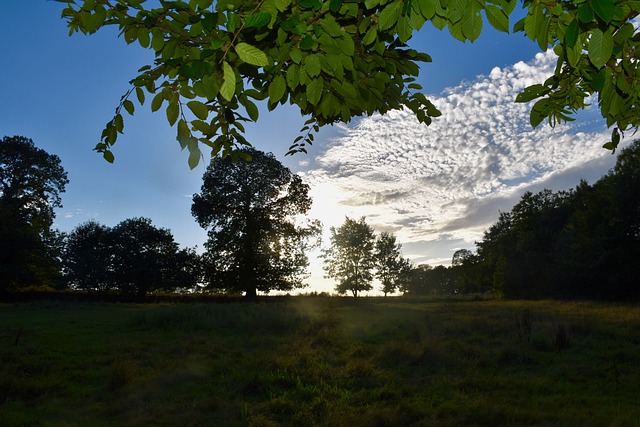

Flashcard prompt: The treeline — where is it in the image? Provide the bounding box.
[1,137,318,298]
[4,134,640,301]
[403,140,640,301]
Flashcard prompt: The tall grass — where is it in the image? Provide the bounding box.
[1,298,639,426]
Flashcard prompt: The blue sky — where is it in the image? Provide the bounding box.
[1,2,621,294]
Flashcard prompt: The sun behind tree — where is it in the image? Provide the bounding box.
[192,148,321,298]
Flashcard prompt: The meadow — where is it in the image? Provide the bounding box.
[1,297,639,426]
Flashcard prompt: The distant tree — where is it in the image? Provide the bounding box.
[170,247,204,293]
[374,232,411,297]
[401,264,432,296]
[110,218,184,297]
[0,136,68,292]
[323,216,376,297]
[192,148,320,298]
[451,249,473,267]
[64,220,113,292]
[451,249,485,294]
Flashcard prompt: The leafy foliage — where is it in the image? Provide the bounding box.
[191,148,321,297]
[56,0,445,166]
[57,0,640,163]
[323,216,377,297]
[512,0,640,152]
[474,140,640,300]
[0,136,68,291]
[374,231,411,296]
[63,218,200,296]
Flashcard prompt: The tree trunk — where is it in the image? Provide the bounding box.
[244,287,257,299]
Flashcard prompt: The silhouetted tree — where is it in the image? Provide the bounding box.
[0,136,68,292]
[110,217,184,297]
[192,148,320,298]
[474,140,640,300]
[64,220,113,292]
[323,216,376,297]
[374,232,411,296]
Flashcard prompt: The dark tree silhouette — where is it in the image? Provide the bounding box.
[0,136,68,292]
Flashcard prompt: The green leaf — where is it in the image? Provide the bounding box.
[151,92,164,112]
[103,150,115,163]
[151,29,164,51]
[220,61,236,101]
[242,97,259,121]
[577,3,594,23]
[564,20,579,48]
[188,146,201,169]
[484,5,509,33]
[235,42,269,67]
[524,4,543,41]
[187,100,209,120]
[516,84,550,103]
[166,100,179,126]
[137,28,150,48]
[244,12,271,28]
[177,119,190,150]
[135,87,145,105]
[378,1,402,31]
[530,99,550,127]
[304,54,322,78]
[290,48,303,64]
[269,74,286,105]
[114,113,124,133]
[123,99,135,115]
[306,78,323,106]
[588,29,613,69]
[589,0,618,24]
[461,4,483,42]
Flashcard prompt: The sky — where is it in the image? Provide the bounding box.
[1,2,622,295]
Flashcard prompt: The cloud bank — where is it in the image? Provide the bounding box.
[300,51,616,267]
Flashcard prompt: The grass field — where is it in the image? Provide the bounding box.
[1,297,639,426]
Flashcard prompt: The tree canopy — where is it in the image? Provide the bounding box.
[323,216,377,297]
[63,217,200,296]
[1,136,68,291]
[56,0,640,167]
[192,148,320,297]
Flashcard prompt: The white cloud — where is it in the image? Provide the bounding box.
[300,50,616,267]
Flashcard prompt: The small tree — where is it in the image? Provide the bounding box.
[192,148,320,298]
[374,232,411,297]
[323,216,376,297]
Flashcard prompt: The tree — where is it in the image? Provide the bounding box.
[63,218,201,296]
[0,135,68,292]
[57,0,638,166]
[192,148,320,297]
[450,249,483,294]
[110,217,187,297]
[374,231,411,296]
[64,220,113,292]
[323,216,376,297]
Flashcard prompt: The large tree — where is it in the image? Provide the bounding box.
[57,0,639,166]
[192,148,320,297]
[0,135,68,291]
[323,216,376,297]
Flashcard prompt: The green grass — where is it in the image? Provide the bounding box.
[1,298,639,426]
